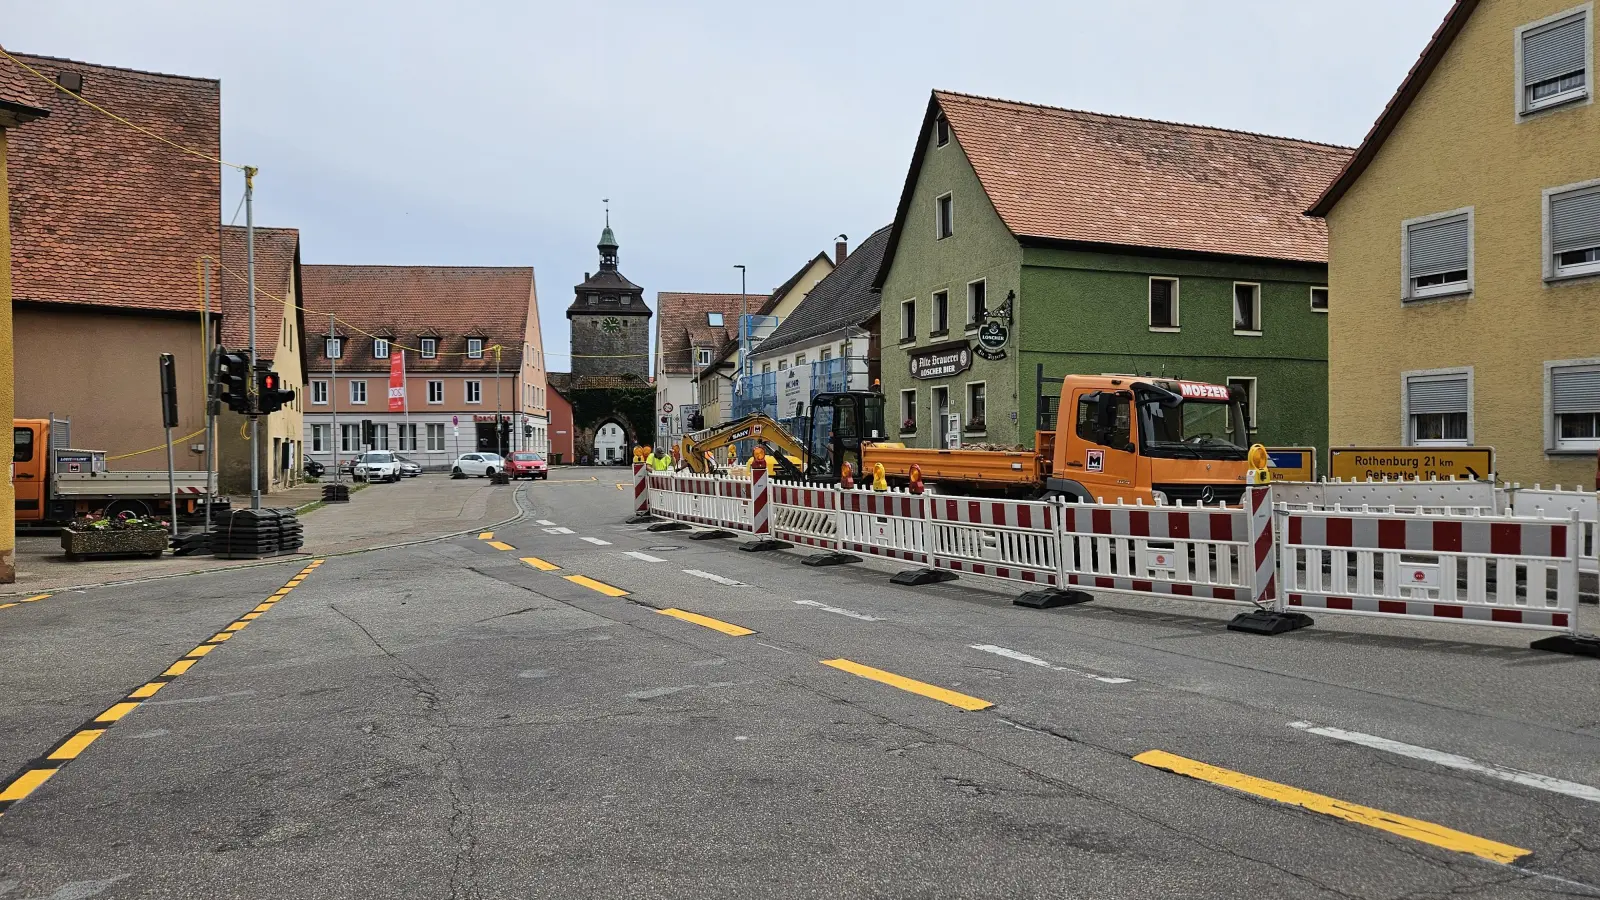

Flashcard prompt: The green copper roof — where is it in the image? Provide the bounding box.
[598,225,618,248]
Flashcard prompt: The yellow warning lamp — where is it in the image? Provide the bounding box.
[871,462,889,492]
[1246,443,1273,484]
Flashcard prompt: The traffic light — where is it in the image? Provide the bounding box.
[255,364,296,415]
[215,350,252,414]
[361,420,375,447]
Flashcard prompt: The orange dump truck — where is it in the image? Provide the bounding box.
[865,374,1252,504]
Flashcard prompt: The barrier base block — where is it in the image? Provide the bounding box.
[646,521,691,532]
[802,552,861,567]
[690,529,736,541]
[625,513,657,524]
[891,567,958,586]
[1227,610,1314,635]
[1013,588,1093,609]
[740,539,793,553]
[1529,633,1600,658]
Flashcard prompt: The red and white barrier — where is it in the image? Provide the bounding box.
[838,490,929,563]
[927,496,1059,586]
[771,482,840,550]
[632,462,649,515]
[1057,499,1253,604]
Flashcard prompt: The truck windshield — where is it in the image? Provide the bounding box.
[1138,397,1249,460]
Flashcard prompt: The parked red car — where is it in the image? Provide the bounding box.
[505,451,549,480]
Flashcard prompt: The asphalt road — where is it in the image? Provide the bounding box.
[1,466,1597,898]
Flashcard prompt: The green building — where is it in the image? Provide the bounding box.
[875,91,1353,467]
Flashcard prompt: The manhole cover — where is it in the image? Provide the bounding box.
[644,546,682,552]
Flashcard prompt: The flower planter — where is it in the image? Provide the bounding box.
[61,528,168,560]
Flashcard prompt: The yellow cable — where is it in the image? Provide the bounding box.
[0,47,245,171]
[106,428,206,461]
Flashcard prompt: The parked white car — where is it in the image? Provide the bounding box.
[451,452,504,478]
[355,450,403,483]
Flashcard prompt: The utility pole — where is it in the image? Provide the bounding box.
[202,260,215,534]
[734,263,747,383]
[495,346,503,457]
[330,313,340,485]
[244,166,261,510]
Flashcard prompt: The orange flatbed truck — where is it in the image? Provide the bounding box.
[865,374,1252,504]
[14,417,216,527]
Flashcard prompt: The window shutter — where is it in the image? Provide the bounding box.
[1552,367,1600,414]
[1407,376,1469,415]
[1551,188,1600,254]
[1524,15,1587,85]
[1407,216,1470,278]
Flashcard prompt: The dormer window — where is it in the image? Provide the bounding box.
[420,338,437,359]
[325,337,342,359]
[467,338,484,359]
[373,338,389,359]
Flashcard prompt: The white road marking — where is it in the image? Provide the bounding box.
[1289,721,1600,805]
[624,551,665,562]
[535,519,556,526]
[794,599,883,621]
[541,526,575,535]
[682,569,747,586]
[581,536,613,546]
[970,644,1132,684]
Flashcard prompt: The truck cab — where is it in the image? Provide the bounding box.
[1046,375,1249,505]
[14,419,46,523]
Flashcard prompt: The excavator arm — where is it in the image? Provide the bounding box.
[677,414,807,478]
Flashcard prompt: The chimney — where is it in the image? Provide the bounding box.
[835,234,849,265]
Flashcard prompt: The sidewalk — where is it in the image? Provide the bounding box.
[4,475,522,595]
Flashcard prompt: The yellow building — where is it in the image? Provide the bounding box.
[1312,0,1600,485]
[0,50,49,582]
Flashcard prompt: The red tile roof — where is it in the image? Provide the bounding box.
[6,54,221,314]
[880,91,1351,278]
[655,292,767,375]
[1308,0,1477,216]
[219,226,301,363]
[0,47,48,123]
[301,265,536,374]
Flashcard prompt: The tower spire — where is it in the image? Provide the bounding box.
[597,204,619,271]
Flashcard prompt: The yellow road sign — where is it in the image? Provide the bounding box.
[1330,447,1494,482]
[1265,447,1317,482]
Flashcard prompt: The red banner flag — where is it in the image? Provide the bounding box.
[387,350,406,412]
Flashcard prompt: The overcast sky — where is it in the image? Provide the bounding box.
[10,0,1453,370]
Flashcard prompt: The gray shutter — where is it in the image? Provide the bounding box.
[1552,367,1600,414]
[1407,376,1469,415]
[1407,215,1470,278]
[1551,188,1600,254]
[1524,15,1587,85]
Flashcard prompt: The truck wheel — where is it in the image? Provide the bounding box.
[104,499,152,519]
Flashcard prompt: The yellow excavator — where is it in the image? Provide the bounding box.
[676,391,887,482]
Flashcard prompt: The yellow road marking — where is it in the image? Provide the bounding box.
[487,541,515,551]
[208,631,233,642]
[224,622,247,632]
[564,574,629,597]
[129,682,166,698]
[479,532,494,540]
[659,607,755,636]
[240,612,262,621]
[95,702,141,723]
[1132,750,1531,864]
[187,644,217,657]
[22,595,48,602]
[0,603,15,610]
[0,768,57,802]
[163,659,198,676]
[520,556,560,571]
[821,659,993,711]
[252,603,273,613]
[48,729,105,761]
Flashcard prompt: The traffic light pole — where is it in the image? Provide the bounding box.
[245,166,260,511]
[203,261,215,535]
[330,313,340,486]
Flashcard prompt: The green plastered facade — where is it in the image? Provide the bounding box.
[879,129,1330,465]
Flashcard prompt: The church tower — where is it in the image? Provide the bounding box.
[567,219,650,378]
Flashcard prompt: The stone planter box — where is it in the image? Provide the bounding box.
[61,528,169,560]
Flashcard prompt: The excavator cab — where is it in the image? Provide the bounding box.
[800,391,886,482]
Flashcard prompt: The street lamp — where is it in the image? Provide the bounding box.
[734,264,747,377]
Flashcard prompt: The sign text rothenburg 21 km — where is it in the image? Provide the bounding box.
[1329,447,1495,481]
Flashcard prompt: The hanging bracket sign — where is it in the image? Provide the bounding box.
[975,321,1008,361]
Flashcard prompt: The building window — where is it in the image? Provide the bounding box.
[1550,361,1600,452]
[966,280,986,328]
[936,193,953,240]
[466,380,482,404]
[1546,181,1600,279]
[350,380,367,404]
[796,353,807,367]
[935,112,950,147]
[311,380,328,405]
[1226,377,1258,433]
[1404,370,1471,446]
[900,298,916,342]
[420,338,437,358]
[966,382,986,432]
[398,423,418,451]
[1232,282,1261,334]
[778,360,788,371]
[373,338,389,359]
[1403,210,1473,300]
[708,312,724,326]
[426,423,446,452]
[696,348,712,367]
[931,290,949,334]
[467,338,484,359]
[427,380,443,404]
[1310,286,1329,312]
[1150,277,1180,330]
[341,424,361,452]
[900,389,917,433]
[372,424,389,450]
[820,347,832,362]
[325,337,342,359]
[311,424,327,452]
[1518,7,1590,115]
[761,362,771,374]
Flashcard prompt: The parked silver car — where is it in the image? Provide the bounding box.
[395,455,423,478]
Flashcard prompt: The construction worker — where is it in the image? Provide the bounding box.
[646,446,672,472]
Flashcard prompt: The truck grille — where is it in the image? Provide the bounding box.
[1153,483,1245,506]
